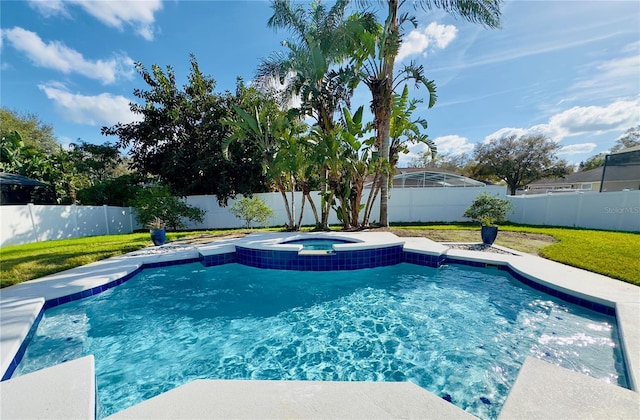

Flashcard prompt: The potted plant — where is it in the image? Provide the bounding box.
[148,216,167,246]
[132,185,206,246]
[463,192,512,245]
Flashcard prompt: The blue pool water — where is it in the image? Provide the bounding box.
[283,238,353,250]
[15,263,626,419]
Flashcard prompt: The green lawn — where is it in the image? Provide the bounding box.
[0,229,255,288]
[1,225,638,288]
[393,224,640,286]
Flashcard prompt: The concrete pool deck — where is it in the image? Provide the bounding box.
[1,232,639,419]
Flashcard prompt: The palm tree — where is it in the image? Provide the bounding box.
[257,0,376,229]
[356,0,502,226]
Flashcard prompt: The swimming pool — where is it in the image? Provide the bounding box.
[282,237,354,251]
[14,261,626,419]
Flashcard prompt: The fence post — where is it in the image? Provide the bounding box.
[129,207,135,233]
[103,205,110,235]
[617,190,630,231]
[71,204,79,238]
[575,192,583,228]
[543,193,552,226]
[27,203,40,243]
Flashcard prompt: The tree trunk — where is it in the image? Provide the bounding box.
[305,191,321,229]
[321,189,335,229]
[297,193,306,228]
[277,181,294,230]
[378,0,399,228]
[289,175,297,230]
[363,170,381,226]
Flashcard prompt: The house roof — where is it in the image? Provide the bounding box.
[611,144,640,154]
[366,168,487,188]
[528,165,640,186]
[0,173,49,187]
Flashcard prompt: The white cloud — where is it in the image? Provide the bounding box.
[73,0,162,40]
[569,42,640,103]
[558,143,597,155]
[29,0,162,40]
[38,83,142,126]
[397,135,471,167]
[28,0,68,18]
[433,135,474,155]
[397,141,432,167]
[2,27,133,84]
[486,100,640,142]
[397,23,457,62]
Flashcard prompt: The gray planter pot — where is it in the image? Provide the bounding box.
[481,225,499,245]
[150,228,166,246]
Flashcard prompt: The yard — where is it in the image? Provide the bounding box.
[0,224,638,288]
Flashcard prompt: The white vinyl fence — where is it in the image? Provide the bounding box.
[2,187,638,247]
[1,204,136,247]
[508,189,640,232]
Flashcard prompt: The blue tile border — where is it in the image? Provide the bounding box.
[1,308,44,381]
[3,245,617,382]
[235,245,403,271]
[2,256,202,382]
[403,250,447,268]
[440,256,615,316]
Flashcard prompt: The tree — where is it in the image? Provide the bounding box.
[611,125,640,152]
[230,196,274,229]
[355,0,502,226]
[132,185,205,231]
[68,141,125,183]
[578,153,606,171]
[102,57,268,204]
[223,99,307,230]
[257,0,376,229]
[362,84,437,226]
[0,108,59,154]
[409,151,472,174]
[76,174,145,206]
[472,134,569,195]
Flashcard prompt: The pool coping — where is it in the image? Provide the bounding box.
[1,232,638,418]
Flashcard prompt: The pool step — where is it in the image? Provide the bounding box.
[106,379,475,419]
[0,356,95,419]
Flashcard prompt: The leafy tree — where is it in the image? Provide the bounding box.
[1,131,85,203]
[68,141,125,183]
[230,196,274,229]
[578,153,606,171]
[472,134,569,195]
[76,174,145,206]
[0,107,59,154]
[132,185,205,230]
[355,0,502,226]
[611,125,640,152]
[0,131,27,173]
[463,192,511,226]
[409,152,472,174]
[102,57,268,204]
[363,85,437,225]
[223,99,307,230]
[578,126,640,171]
[257,0,376,228]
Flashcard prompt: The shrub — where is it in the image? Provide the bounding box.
[132,185,205,230]
[463,192,511,226]
[230,196,273,229]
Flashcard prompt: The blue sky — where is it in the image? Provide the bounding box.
[2,0,639,168]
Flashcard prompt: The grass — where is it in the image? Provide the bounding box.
[1,224,638,288]
[0,229,264,288]
[392,223,640,285]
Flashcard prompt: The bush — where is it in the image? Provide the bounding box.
[132,185,205,230]
[463,192,511,226]
[230,196,273,229]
